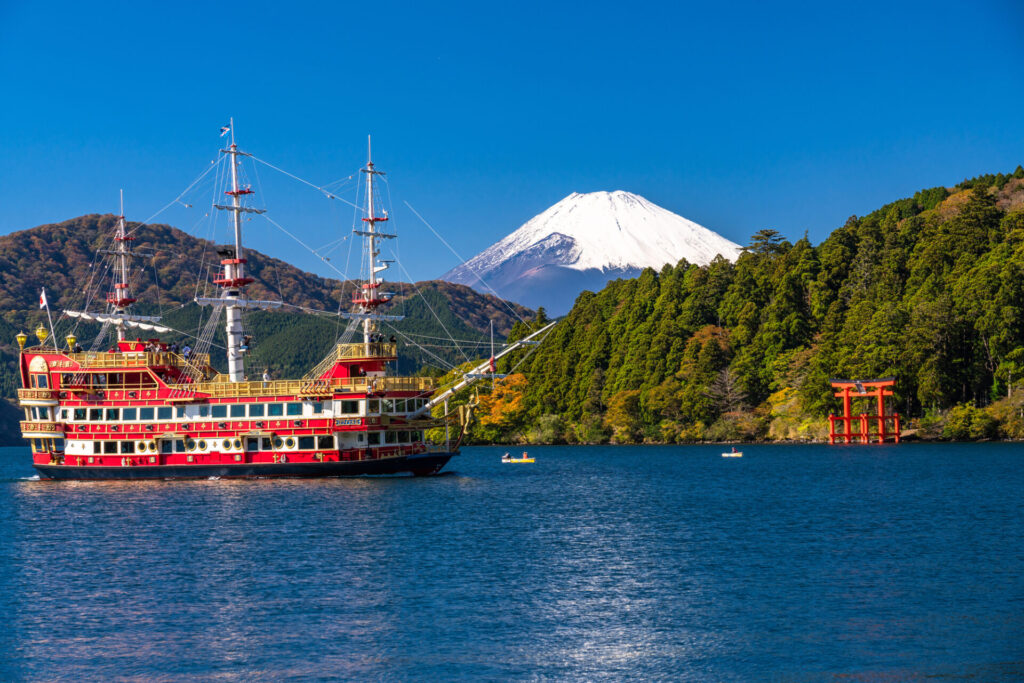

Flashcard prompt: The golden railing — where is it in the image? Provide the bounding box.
[65,351,212,370]
[20,421,63,434]
[171,375,436,398]
[336,342,397,360]
[17,388,59,402]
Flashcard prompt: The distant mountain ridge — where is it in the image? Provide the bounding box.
[442,191,742,313]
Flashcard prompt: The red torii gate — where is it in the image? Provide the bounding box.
[828,378,901,444]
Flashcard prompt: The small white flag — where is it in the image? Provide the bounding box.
[219,124,231,137]
[39,288,48,310]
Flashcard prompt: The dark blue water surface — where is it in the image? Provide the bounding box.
[1,443,1023,681]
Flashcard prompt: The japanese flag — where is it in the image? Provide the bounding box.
[39,288,47,310]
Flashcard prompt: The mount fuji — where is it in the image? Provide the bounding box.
[441,191,743,314]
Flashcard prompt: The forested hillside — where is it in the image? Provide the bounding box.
[466,168,1024,444]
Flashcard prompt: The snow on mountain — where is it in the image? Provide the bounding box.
[441,191,742,313]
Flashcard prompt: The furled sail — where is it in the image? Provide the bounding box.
[63,310,171,333]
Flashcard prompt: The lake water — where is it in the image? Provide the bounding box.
[0,443,1022,681]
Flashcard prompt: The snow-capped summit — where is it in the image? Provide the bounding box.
[441,191,742,314]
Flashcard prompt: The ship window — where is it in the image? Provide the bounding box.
[53,438,64,451]
[174,440,185,452]
[230,405,246,418]
[284,437,295,449]
[160,440,173,454]
[108,373,122,385]
[73,408,86,421]
[368,432,381,445]
[383,399,395,413]
[105,408,119,421]
[222,439,231,450]
[198,405,210,418]
[211,405,227,418]
[385,431,397,444]
[357,433,365,443]
[261,437,273,450]
[157,407,172,420]
[198,440,207,450]
[139,407,154,421]
[368,399,380,414]
[395,399,407,413]
[248,404,265,417]
[89,409,102,421]
[298,436,315,450]
[32,374,48,389]
[120,441,135,454]
[60,409,68,420]
[318,435,333,449]
[340,400,360,415]
[398,431,410,443]
[94,374,106,386]
[176,406,185,418]
[246,437,259,452]
[267,403,284,417]
[310,402,324,414]
[286,403,302,416]
[122,408,137,421]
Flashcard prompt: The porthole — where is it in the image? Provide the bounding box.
[198,440,207,450]
[185,439,197,451]
[272,436,283,448]
[232,439,242,450]
[284,437,295,449]
[222,439,231,450]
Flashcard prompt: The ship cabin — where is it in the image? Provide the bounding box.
[16,332,440,472]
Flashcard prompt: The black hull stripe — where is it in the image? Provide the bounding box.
[33,453,455,480]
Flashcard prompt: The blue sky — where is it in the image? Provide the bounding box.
[1,0,1022,283]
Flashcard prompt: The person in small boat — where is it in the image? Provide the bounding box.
[731,446,738,453]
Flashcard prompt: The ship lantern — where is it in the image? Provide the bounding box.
[34,325,49,345]
[66,334,77,351]
[15,331,27,351]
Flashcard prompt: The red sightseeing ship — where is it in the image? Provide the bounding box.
[16,127,552,479]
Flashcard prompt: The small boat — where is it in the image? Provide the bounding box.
[502,452,534,463]
[722,448,743,458]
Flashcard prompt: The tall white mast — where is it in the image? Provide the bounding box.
[110,189,136,341]
[355,136,395,353]
[341,137,403,350]
[196,118,281,381]
[222,119,250,381]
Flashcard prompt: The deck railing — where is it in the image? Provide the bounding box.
[17,388,59,402]
[66,351,212,370]
[335,342,397,360]
[20,421,63,434]
[169,375,435,398]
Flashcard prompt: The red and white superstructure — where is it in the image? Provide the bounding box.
[16,127,552,479]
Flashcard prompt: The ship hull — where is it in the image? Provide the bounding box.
[33,452,455,480]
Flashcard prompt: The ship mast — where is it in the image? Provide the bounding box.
[350,136,401,353]
[108,190,137,341]
[196,119,281,381]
